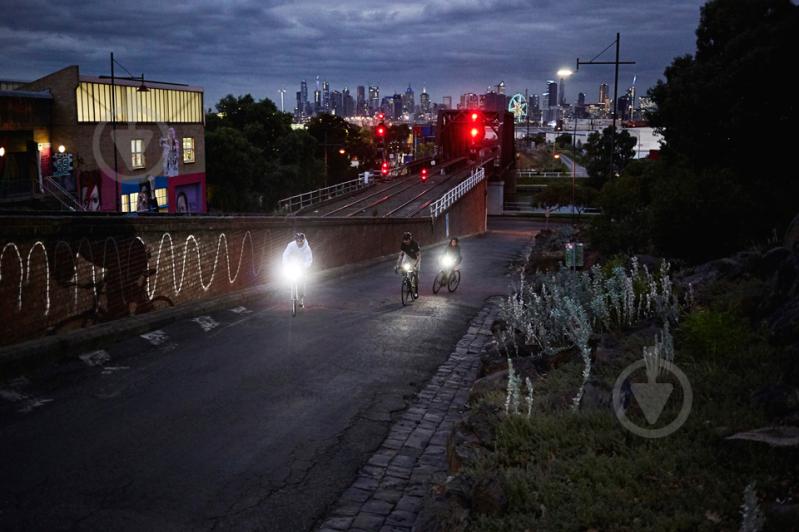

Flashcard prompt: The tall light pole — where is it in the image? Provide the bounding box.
[576,33,635,180]
[557,68,577,223]
[278,89,286,113]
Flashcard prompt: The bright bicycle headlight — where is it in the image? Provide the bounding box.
[402,263,413,272]
[441,255,455,268]
[283,264,303,282]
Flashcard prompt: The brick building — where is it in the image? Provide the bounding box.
[0,65,206,213]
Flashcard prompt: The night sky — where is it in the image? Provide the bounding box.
[1,0,704,110]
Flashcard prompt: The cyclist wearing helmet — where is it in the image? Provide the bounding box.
[396,231,421,297]
[282,232,313,306]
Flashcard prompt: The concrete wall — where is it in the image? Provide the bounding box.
[0,179,486,347]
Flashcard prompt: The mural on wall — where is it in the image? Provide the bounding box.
[160,127,180,177]
[79,170,101,211]
[0,230,277,345]
[137,177,158,213]
[175,183,200,213]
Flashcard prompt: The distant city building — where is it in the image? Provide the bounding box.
[369,85,380,114]
[599,83,609,107]
[547,81,558,109]
[300,80,309,117]
[496,81,505,95]
[402,84,415,115]
[314,89,321,113]
[442,96,452,109]
[343,88,354,117]
[356,85,366,116]
[392,93,403,120]
[482,91,507,114]
[330,90,342,115]
[322,80,330,111]
[460,92,479,109]
[420,88,431,114]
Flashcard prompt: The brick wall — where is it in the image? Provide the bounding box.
[0,180,486,347]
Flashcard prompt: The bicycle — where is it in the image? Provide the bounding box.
[283,262,305,317]
[432,254,461,294]
[398,262,419,306]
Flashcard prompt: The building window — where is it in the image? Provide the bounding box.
[131,139,145,169]
[155,187,167,207]
[120,195,129,213]
[182,137,195,163]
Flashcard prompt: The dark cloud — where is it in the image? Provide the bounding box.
[0,0,704,108]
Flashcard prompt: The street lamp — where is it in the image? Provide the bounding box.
[557,68,578,223]
[109,52,148,212]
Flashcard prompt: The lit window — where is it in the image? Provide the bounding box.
[131,139,145,169]
[129,192,139,210]
[182,137,195,163]
[155,187,167,206]
[120,195,129,213]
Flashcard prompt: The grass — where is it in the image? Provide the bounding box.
[462,293,799,531]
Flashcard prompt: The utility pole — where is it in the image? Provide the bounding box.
[576,33,635,180]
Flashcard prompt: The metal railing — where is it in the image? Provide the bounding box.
[429,166,486,221]
[517,169,566,178]
[42,175,84,211]
[277,174,373,214]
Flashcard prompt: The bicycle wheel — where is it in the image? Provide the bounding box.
[447,270,461,292]
[412,272,419,299]
[291,283,298,317]
[401,277,413,306]
[432,271,444,294]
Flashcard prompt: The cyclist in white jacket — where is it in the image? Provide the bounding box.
[282,233,313,307]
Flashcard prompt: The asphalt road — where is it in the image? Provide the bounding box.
[0,218,541,532]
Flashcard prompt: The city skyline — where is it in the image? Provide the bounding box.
[1,0,704,111]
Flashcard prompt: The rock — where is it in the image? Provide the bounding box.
[751,384,799,419]
[471,474,507,516]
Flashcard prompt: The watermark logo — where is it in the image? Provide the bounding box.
[612,359,693,438]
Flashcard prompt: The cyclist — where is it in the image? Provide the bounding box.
[282,232,313,307]
[443,237,462,270]
[396,231,421,297]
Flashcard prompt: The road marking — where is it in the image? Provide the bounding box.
[101,366,130,375]
[141,330,169,346]
[0,389,54,414]
[230,306,252,314]
[79,349,111,367]
[192,315,220,332]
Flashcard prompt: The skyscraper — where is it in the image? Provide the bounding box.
[547,81,558,109]
[322,80,330,111]
[369,86,380,114]
[356,86,366,116]
[599,83,609,107]
[392,94,403,120]
[442,96,452,109]
[420,88,431,114]
[402,84,415,115]
[300,80,308,117]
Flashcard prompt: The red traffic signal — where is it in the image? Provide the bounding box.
[377,112,384,120]
[381,161,389,176]
[420,168,429,181]
[376,123,386,138]
[467,111,485,143]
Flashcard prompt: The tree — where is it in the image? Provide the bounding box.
[646,0,799,253]
[307,114,369,185]
[555,133,572,149]
[584,126,636,189]
[205,127,264,212]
